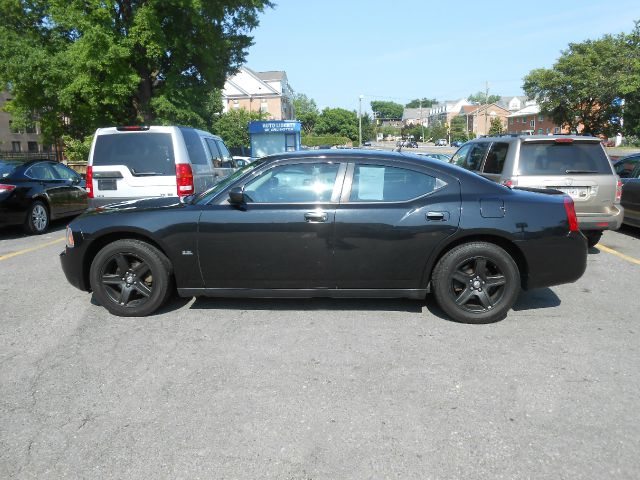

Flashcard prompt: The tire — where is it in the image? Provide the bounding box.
[89,239,173,317]
[432,242,520,324]
[24,200,50,234]
[584,231,602,249]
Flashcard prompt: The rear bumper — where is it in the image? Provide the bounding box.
[577,205,624,231]
[517,231,588,291]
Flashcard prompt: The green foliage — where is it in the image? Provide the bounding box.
[0,0,273,144]
[297,111,319,136]
[450,116,469,141]
[427,120,448,143]
[370,101,404,120]
[315,108,359,141]
[488,117,504,136]
[293,93,318,116]
[402,123,425,141]
[62,134,94,163]
[301,136,352,147]
[522,25,640,136]
[405,98,437,108]
[211,108,269,148]
[468,92,501,104]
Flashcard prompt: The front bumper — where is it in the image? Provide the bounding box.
[60,248,89,291]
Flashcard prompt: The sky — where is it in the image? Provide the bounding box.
[244,0,640,113]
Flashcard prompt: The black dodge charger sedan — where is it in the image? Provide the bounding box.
[60,150,587,324]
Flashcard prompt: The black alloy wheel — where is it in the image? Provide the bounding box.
[90,239,173,316]
[433,242,520,324]
[24,200,49,234]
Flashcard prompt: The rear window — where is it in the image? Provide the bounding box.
[93,133,175,175]
[0,161,20,178]
[518,142,612,175]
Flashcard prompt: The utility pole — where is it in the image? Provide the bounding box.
[420,100,424,144]
[484,81,489,135]
[359,94,364,147]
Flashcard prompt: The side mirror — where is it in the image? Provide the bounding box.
[228,186,245,205]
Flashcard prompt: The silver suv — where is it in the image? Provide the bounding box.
[450,135,623,247]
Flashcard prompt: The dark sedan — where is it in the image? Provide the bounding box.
[60,150,587,324]
[614,154,640,227]
[0,159,88,234]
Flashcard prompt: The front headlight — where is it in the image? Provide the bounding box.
[65,225,75,248]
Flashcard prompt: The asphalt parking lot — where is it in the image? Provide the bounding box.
[1,221,639,479]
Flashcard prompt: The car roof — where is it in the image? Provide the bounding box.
[469,134,602,144]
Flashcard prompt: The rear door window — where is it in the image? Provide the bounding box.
[483,142,509,174]
[518,142,612,175]
[51,163,79,180]
[179,128,208,165]
[452,143,489,171]
[93,133,175,175]
[0,161,20,178]
[26,162,56,180]
[349,164,445,202]
[615,157,639,178]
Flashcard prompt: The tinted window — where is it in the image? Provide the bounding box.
[51,163,78,180]
[215,140,233,162]
[179,128,208,165]
[349,165,444,202]
[93,133,175,175]
[483,142,509,174]
[451,144,472,167]
[615,157,639,178]
[0,161,20,179]
[26,162,56,180]
[518,143,612,175]
[205,138,221,165]
[464,143,490,171]
[244,163,339,203]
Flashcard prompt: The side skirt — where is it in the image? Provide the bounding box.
[177,288,427,300]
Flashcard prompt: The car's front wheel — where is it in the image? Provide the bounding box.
[89,239,173,317]
[432,242,520,324]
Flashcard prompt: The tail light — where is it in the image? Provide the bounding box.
[563,196,579,232]
[0,184,16,192]
[176,163,194,196]
[86,166,93,198]
[615,180,622,203]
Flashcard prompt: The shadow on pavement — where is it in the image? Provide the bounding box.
[617,224,640,240]
[512,288,561,311]
[0,220,67,240]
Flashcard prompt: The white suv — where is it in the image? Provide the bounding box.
[86,126,235,207]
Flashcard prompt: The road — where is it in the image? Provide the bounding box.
[1,222,639,479]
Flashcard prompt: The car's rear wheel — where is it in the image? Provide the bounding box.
[24,200,49,234]
[584,231,602,249]
[432,242,520,324]
[89,239,173,317]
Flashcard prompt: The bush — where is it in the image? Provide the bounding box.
[62,134,94,163]
[302,135,352,147]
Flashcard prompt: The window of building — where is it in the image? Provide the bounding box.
[530,119,535,128]
[11,141,21,152]
[509,118,514,125]
[538,128,543,134]
[538,115,544,122]
[553,127,560,134]
[27,142,39,152]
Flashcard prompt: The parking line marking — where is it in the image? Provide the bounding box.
[0,237,65,261]
[597,244,640,266]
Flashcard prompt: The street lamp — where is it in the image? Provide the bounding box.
[359,94,364,147]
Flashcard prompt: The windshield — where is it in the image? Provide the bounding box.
[193,159,265,204]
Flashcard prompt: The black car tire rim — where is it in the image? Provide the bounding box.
[32,204,48,232]
[100,252,154,308]
[448,255,507,314]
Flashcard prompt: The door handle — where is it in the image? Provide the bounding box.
[304,211,328,223]
[426,211,449,221]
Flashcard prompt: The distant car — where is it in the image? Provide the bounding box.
[0,159,87,234]
[415,152,451,162]
[61,149,587,324]
[450,134,623,247]
[451,140,465,148]
[614,154,640,227]
[362,141,372,147]
[435,139,448,146]
[405,141,418,148]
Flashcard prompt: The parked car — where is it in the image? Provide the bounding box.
[435,139,448,146]
[451,140,465,148]
[415,153,452,162]
[614,154,640,227]
[87,126,235,208]
[405,141,418,148]
[61,150,587,324]
[362,141,372,147]
[0,159,87,234]
[450,135,623,247]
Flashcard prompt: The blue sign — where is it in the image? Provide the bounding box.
[249,121,301,134]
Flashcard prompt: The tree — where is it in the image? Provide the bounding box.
[468,91,501,105]
[621,21,640,138]
[488,117,504,136]
[315,108,358,141]
[211,108,269,148]
[370,101,404,120]
[523,33,627,136]
[292,93,318,116]
[450,116,469,141]
[427,120,447,143]
[405,98,437,108]
[0,0,273,145]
